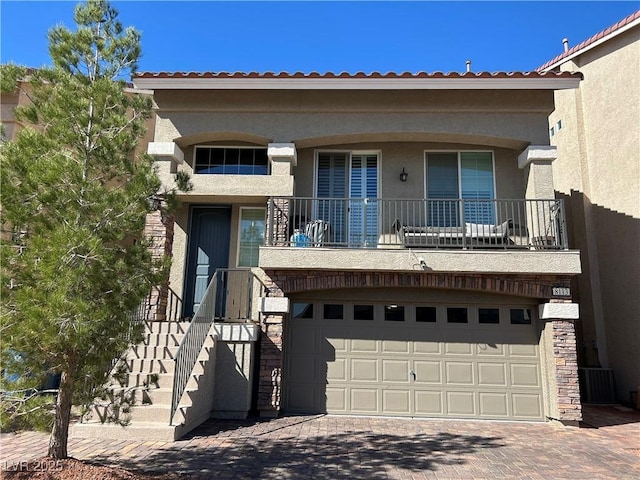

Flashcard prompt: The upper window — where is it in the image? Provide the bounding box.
[194,147,268,175]
[426,151,495,224]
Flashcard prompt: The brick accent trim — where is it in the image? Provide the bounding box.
[264,270,571,299]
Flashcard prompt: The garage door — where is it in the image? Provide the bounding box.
[284,302,544,421]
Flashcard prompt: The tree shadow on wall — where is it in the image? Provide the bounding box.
[88,419,504,479]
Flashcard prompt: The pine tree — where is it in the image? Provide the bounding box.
[1,0,172,458]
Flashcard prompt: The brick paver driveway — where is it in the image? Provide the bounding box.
[1,405,639,479]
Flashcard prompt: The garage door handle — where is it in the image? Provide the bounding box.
[410,369,416,381]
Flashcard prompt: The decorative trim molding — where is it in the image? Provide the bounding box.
[539,302,580,320]
[518,145,557,169]
[147,142,185,164]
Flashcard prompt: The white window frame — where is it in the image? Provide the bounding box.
[312,149,382,199]
[193,145,269,175]
[236,206,266,267]
[423,149,497,200]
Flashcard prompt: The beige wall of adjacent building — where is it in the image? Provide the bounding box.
[548,24,640,402]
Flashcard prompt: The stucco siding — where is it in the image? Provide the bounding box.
[549,23,640,403]
[291,142,526,199]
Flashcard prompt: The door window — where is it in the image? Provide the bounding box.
[237,208,265,267]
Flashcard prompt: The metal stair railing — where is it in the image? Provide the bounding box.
[169,268,267,424]
[170,271,220,424]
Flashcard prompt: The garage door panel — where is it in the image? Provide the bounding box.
[324,333,348,354]
[289,326,317,352]
[479,392,509,417]
[287,384,319,412]
[382,360,410,382]
[414,340,441,354]
[288,355,317,383]
[326,387,347,412]
[445,362,474,384]
[510,364,541,387]
[351,389,378,413]
[445,342,473,355]
[512,394,542,418]
[382,338,410,354]
[327,358,347,382]
[447,391,476,415]
[383,390,410,414]
[414,360,442,384]
[415,391,444,415]
[351,358,378,382]
[477,343,505,356]
[478,362,507,386]
[509,343,537,357]
[351,338,378,353]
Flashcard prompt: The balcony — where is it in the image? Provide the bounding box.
[260,198,581,275]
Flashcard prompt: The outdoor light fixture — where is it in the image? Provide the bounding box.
[400,168,408,182]
[147,194,163,211]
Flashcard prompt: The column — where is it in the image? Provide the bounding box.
[143,204,175,322]
[518,146,561,247]
[257,273,288,417]
[539,302,582,424]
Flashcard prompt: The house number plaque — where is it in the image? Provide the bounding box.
[552,286,571,297]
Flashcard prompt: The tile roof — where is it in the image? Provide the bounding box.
[134,70,578,80]
[537,10,640,71]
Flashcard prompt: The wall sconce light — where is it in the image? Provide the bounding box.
[400,168,408,182]
[147,194,163,211]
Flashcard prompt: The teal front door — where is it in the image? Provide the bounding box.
[184,206,231,319]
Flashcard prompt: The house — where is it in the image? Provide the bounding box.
[538,10,640,406]
[67,68,590,440]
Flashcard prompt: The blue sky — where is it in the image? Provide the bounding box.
[1,1,638,75]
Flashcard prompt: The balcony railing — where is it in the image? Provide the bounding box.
[266,198,567,250]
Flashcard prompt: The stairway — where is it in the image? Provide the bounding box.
[71,321,217,441]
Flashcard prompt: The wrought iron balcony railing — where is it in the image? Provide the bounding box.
[266,198,567,250]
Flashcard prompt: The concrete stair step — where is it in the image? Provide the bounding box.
[141,387,173,405]
[127,358,175,374]
[128,345,178,360]
[144,332,184,348]
[101,385,174,405]
[71,421,179,442]
[124,372,174,389]
[146,321,190,335]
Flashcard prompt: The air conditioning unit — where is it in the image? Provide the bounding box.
[578,368,616,404]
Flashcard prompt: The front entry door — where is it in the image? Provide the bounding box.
[184,206,231,319]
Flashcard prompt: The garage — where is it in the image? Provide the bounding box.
[284,297,544,421]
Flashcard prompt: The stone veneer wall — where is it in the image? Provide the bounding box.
[257,274,286,415]
[256,269,579,417]
[142,208,175,322]
[551,319,582,422]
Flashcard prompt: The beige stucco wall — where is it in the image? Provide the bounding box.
[260,247,581,275]
[168,201,267,302]
[549,25,640,402]
[152,89,554,149]
[292,142,526,200]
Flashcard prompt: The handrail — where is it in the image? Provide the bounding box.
[169,268,267,424]
[170,271,219,424]
[267,197,568,250]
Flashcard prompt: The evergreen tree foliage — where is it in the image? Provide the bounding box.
[0,0,174,458]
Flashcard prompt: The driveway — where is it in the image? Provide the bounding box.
[1,405,639,479]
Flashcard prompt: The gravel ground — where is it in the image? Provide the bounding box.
[1,457,180,480]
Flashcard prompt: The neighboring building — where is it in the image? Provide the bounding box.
[538,10,640,405]
[71,69,587,439]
